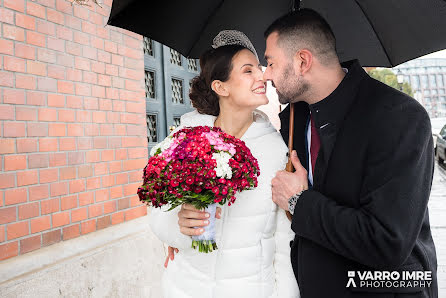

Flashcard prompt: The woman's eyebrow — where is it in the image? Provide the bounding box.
[240,63,254,69]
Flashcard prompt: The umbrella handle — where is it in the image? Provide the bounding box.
[285,103,295,221]
[285,103,295,172]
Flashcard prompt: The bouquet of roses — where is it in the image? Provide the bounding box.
[137,126,260,253]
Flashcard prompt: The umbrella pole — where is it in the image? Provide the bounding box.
[285,103,295,221]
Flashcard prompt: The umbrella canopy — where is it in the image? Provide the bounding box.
[107,0,446,67]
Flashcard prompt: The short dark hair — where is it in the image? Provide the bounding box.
[189,45,247,116]
[264,8,337,65]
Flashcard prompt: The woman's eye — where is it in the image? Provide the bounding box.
[268,63,273,67]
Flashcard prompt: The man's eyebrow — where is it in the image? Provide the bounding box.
[240,63,254,69]
[264,55,272,61]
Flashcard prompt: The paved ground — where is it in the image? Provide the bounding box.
[429,161,446,296]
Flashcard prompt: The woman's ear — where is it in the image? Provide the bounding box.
[211,80,229,97]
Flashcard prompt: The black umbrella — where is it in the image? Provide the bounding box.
[107,0,446,67]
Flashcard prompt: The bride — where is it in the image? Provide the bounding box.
[149,30,299,298]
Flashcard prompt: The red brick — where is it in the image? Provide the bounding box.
[27,31,46,47]
[91,36,104,50]
[61,195,77,210]
[76,138,93,150]
[83,71,97,84]
[7,221,29,240]
[67,69,82,82]
[117,198,129,210]
[0,226,3,242]
[82,45,97,60]
[67,152,84,165]
[39,138,58,152]
[103,200,116,214]
[75,83,91,96]
[38,48,56,64]
[0,39,14,55]
[19,202,39,220]
[47,37,65,52]
[0,71,14,87]
[79,192,94,206]
[99,98,112,110]
[71,207,87,222]
[27,60,47,76]
[66,124,83,137]
[4,56,26,73]
[65,96,82,109]
[47,8,64,25]
[85,96,100,109]
[36,19,55,36]
[56,25,72,41]
[20,235,41,254]
[4,155,27,171]
[0,139,15,154]
[59,138,76,151]
[73,31,89,45]
[30,215,51,233]
[27,122,48,137]
[56,0,72,13]
[109,161,121,173]
[26,1,46,19]
[4,122,26,137]
[16,74,36,90]
[49,123,66,136]
[4,0,25,12]
[58,110,75,123]
[0,206,16,224]
[28,153,49,168]
[129,170,142,183]
[50,182,68,197]
[49,152,66,167]
[0,105,14,120]
[59,166,76,181]
[78,164,93,178]
[29,185,49,201]
[4,88,25,105]
[0,173,15,189]
[63,224,80,240]
[74,56,90,71]
[111,211,124,225]
[47,93,65,107]
[52,211,69,228]
[81,219,96,234]
[38,108,57,122]
[42,229,61,246]
[57,81,74,94]
[110,185,122,199]
[39,168,58,183]
[98,50,111,64]
[91,61,105,74]
[69,179,85,194]
[41,198,59,214]
[88,203,103,218]
[94,163,108,176]
[26,91,46,106]
[94,137,107,149]
[16,106,37,121]
[85,150,100,163]
[86,177,100,190]
[0,241,19,261]
[17,170,38,187]
[3,24,25,41]
[102,175,114,188]
[16,13,36,30]
[0,7,14,24]
[97,215,110,230]
[73,5,89,20]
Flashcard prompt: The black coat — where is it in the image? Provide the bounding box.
[279,60,437,298]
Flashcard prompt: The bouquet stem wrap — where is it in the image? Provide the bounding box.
[191,203,217,253]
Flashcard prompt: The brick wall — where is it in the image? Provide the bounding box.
[0,0,148,261]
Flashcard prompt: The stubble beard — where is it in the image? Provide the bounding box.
[276,64,309,104]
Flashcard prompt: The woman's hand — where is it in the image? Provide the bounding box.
[164,246,179,268]
[177,204,222,236]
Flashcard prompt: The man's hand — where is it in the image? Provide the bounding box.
[178,204,222,236]
[272,151,309,210]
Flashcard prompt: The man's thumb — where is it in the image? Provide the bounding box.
[290,151,303,169]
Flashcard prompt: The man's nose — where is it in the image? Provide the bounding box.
[263,67,271,81]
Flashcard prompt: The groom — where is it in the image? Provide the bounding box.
[266,9,438,298]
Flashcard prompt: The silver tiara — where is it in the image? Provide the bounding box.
[211,30,258,60]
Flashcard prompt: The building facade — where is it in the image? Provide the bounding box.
[393,58,446,117]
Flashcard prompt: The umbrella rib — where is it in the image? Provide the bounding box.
[187,0,226,57]
[353,0,392,66]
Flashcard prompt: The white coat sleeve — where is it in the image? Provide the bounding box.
[273,203,300,297]
[149,204,193,250]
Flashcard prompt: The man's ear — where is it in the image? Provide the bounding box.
[211,80,229,97]
[293,49,313,76]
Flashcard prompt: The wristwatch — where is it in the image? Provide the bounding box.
[288,190,305,215]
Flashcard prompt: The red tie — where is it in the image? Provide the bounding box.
[310,115,320,175]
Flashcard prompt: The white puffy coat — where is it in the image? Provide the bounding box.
[149,110,300,298]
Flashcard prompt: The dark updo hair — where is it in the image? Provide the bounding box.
[189,45,249,116]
